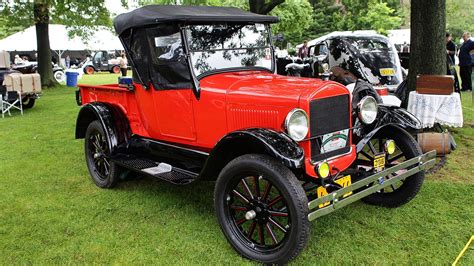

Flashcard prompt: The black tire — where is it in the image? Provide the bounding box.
[110,65,120,74]
[360,128,424,207]
[84,120,121,188]
[53,70,65,82]
[22,97,35,109]
[214,154,309,264]
[84,66,95,75]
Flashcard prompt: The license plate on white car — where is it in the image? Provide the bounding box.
[379,68,395,76]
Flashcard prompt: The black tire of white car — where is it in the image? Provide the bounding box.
[361,128,424,207]
[54,70,65,83]
[84,120,121,188]
[214,154,310,264]
[22,98,35,109]
[84,66,95,75]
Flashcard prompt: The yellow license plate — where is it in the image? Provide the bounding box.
[316,175,352,208]
[373,153,386,172]
[379,68,395,76]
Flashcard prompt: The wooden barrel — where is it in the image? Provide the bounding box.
[417,132,451,156]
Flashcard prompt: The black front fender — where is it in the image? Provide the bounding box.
[199,128,304,180]
[75,102,131,154]
[356,124,413,153]
[377,105,422,132]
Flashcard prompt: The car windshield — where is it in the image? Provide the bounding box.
[186,24,273,77]
[345,38,391,53]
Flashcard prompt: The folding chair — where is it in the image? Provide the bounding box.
[0,85,23,118]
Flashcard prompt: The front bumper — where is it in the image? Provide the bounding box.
[307,150,436,221]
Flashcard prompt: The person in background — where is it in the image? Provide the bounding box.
[459,32,474,91]
[14,54,23,64]
[298,40,309,59]
[65,55,71,69]
[446,32,459,91]
[401,41,410,53]
[446,33,456,65]
[118,52,128,77]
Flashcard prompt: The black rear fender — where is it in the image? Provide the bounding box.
[75,102,131,153]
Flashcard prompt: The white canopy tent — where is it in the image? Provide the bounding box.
[387,29,410,45]
[0,24,124,56]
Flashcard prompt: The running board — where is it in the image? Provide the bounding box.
[111,154,198,185]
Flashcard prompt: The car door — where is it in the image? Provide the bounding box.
[142,26,196,142]
[92,51,103,70]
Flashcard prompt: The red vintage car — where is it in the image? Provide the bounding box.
[75,5,435,264]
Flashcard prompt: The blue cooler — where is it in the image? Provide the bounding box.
[66,71,79,87]
[118,77,133,90]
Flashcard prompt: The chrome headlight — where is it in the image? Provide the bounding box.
[357,96,378,124]
[285,108,309,141]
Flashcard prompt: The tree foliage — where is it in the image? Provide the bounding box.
[358,1,401,35]
[270,0,313,47]
[1,1,111,39]
[249,0,284,14]
[0,16,25,40]
[446,0,474,43]
[138,0,248,9]
[0,0,112,88]
[305,0,403,41]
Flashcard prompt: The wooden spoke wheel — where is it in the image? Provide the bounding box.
[357,128,425,207]
[214,154,309,264]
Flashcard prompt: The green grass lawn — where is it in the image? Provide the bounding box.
[0,73,473,264]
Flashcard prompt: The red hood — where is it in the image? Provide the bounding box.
[200,71,349,106]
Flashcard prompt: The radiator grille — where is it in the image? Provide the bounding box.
[309,95,350,161]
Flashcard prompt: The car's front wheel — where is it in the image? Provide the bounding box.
[84,120,121,188]
[214,154,309,264]
[358,128,424,207]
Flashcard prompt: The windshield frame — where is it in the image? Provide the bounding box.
[181,23,276,80]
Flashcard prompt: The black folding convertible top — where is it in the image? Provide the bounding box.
[114,5,279,35]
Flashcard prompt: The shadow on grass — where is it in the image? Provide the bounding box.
[115,174,217,216]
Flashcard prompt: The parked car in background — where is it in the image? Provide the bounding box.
[75,6,435,264]
[1,51,43,109]
[82,51,121,74]
[12,61,65,83]
[288,31,404,92]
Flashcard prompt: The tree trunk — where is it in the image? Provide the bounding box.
[404,0,446,106]
[249,0,285,14]
[34,0,57,88]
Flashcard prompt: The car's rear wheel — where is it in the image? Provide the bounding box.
[110,65,120,74]
[84,120,121,188]
[84,66,95,75]
[358,128,424,207]
[22,97,35,109]
[214,154,309,264]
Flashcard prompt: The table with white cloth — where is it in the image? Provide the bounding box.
[407,91,463,128]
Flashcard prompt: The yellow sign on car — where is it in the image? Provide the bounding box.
[379,68,395,76]
[316,175,352,208]
[373,153,386,172]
